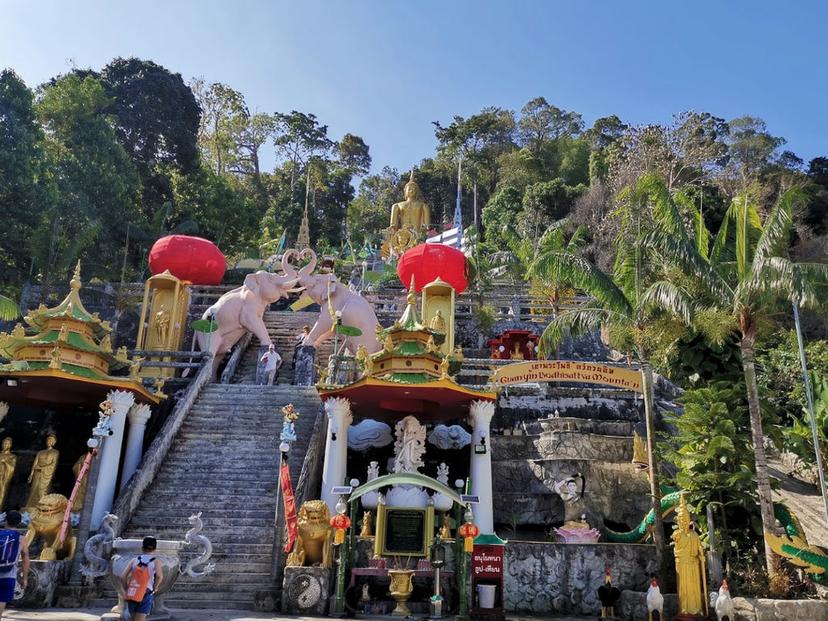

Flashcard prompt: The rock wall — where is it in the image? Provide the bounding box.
[504,542,657,615]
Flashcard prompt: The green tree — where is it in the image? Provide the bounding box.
[481,185,522,243]
[0,69,53,293]
[663,383,758,543]
[347,167,400,246]
[516,97,583,155]
[35,73,141,283]
[274,110,334,191]
[519,179,584,242]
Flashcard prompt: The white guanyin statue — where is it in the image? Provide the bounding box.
[386,416,430,508]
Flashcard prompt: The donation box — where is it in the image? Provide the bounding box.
[471,542,505,620]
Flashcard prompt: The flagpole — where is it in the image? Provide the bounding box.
[792,303,828,522]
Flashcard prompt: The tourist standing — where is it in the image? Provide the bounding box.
[257,344,282,385]
[121,536,164,621]
[0,511,29,620]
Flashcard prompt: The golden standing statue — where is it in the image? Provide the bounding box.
[25,433,59,511]
[154,304,171,346]
[673,494,707,618]
[510,342,524,360]
[0,438,17,510]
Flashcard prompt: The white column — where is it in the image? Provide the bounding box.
[91,389,134,529]
[469,400,496,534]
[120,403,152,491]
[321,397,352,514]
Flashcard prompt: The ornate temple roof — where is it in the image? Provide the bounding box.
[319,277,495,420]
[0,263,162,407]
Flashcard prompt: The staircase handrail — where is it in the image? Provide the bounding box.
[220,332,253,384]
[108,353,214,538]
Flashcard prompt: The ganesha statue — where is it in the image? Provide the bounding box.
[286,500,333,568]
[25,493,76,561]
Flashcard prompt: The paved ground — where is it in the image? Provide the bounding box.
[2,610,596,621]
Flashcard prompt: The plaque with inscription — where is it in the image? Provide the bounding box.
[383,509,426,555]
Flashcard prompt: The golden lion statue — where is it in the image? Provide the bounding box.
[286,500,332,568]
[25,493,76,560]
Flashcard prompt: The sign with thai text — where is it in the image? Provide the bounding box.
[492,360,643,393]
[472,544,503,579]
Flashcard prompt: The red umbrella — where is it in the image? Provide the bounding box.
[397,244,468,293]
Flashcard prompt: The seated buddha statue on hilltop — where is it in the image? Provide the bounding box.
[383,170,432,258]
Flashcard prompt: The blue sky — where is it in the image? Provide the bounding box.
[2,1,826,175]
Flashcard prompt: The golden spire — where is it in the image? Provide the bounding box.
[70,261,82,291]
[407,275,416,306]
[409,169,415,183]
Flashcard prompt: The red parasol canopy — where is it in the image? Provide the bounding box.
[397,244,468,293]
[149,235,226,285]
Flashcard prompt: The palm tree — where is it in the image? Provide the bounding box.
[527,220,588,319]
[0,296,18,322]
[533,175,694,564]
[648,187,828,578]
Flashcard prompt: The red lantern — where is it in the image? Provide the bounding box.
[330,513,351,545]
[457,521,479,552]
[397,244,468,293]
[148,235,226,285]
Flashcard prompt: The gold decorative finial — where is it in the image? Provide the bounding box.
[409,169,415,183]
[407,275,416,306]
[70,261,82,291]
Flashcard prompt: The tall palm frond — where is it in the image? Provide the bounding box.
[537,307,622,357]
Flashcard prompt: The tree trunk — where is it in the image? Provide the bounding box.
[641,364,666,566]
[740,333,779,579]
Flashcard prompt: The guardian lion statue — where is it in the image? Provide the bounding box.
[285,500,332,568]
[25,493,76,560]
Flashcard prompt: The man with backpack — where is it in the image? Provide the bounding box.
[0,510,29,619]
[120,536,163,621]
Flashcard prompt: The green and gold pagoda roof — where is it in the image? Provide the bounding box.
[0,263,161,406]
[319,277,495,421]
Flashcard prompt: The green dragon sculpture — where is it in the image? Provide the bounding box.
[602,491,828,582]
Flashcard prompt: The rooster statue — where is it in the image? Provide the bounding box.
[597,566,621,619]
[646,575,664,621]
[713,578,734,621]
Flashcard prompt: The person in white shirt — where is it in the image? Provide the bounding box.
[257,345,282,385]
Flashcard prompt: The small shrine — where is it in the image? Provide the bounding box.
[488,329,538,361]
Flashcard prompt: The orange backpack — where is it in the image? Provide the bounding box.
[125,556,155,602]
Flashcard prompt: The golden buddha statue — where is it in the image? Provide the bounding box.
[429,310,446,334]
[673,494,706,617]
[71,453,89,511]
[384,170,432,257]
[25,433,59,511]
[0,438,17,510]
[510,342,524,360]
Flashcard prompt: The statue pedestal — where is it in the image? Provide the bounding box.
[282,566,332,615]
[16,559,71,608]
[294,345,317,386]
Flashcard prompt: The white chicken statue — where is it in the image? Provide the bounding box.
[646,575,664,621]
[714,577,734,621]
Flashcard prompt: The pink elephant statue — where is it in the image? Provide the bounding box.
[283,249,382,355]
[197,254,300,379]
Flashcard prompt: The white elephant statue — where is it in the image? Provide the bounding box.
[197,254,300,379]
[283,249,382,355]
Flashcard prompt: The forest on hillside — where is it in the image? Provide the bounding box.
[2,57,826,295]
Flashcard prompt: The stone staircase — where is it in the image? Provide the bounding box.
[232,311,334,384]
[93,384,323,610]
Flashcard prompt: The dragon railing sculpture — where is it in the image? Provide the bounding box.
[602,491,828,582]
